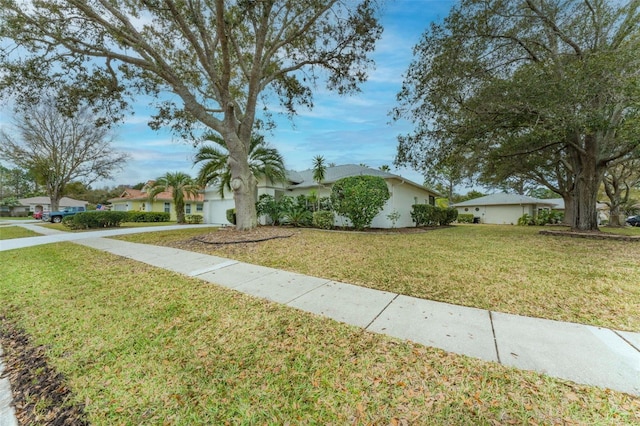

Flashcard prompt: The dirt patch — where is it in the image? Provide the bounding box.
[0,316,89,426]
[540,229,640,242]
[192,225,298,245]
[192,225,439,244]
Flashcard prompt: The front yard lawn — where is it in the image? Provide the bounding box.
[116,225,640,331]
[0,225,40,240]
[0,245,638,424]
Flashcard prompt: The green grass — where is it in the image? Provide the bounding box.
[600,226,640,236]
[116,225,640,331]
[0,225,41,240]
[1,245,638,424]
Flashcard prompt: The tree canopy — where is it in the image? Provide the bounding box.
[0,99,128,211]
[393,0,640,231]
[0,0,382,230]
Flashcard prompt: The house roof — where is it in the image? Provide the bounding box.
[284,164,440,196]
[453,193,556,207]
[18,196,88,207]
[540,198,608,211]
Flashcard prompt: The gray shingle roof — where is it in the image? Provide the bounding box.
[452,193,556,207]
[286,164,398,189]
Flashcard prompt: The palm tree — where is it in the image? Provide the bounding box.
[312,155,326,211]
[312,155,326,186]
[194,133,286,197]
[148,172,201,224]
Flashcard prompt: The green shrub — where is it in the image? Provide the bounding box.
[457,213,474,223]
[256,194,293,225]
[518,211,564,226]
[63,211,128,229]
[312,210,334,229]
[126,211,170,222]
[386,209,401,228]
[226,208,236,225]
[185,214,203,224]
[442,207,458,225]
[330,175,390,230]
[284,204,312,227]
[411,205,457,226]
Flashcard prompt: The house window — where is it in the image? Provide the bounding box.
[141,202,146,211]
[429,195,435,206]
[414,196,418,204]
[465,208,469,212]
[196,203,203,212]
[185,203,192,214]
[164,202,170,213]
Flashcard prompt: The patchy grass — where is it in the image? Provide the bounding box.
[117,225,640,331]
[0,245,638,425]
[0,225,41,240]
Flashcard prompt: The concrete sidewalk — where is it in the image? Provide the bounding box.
[0,223,638,426]
[72,236,639,396]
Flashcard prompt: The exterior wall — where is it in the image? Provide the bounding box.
[205,198,236,225]
[376,180,434,228]
[456,204,534,224]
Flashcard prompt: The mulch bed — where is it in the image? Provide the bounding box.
[0,316,89,426]
[539,229,640,242]
[189,225,438,246]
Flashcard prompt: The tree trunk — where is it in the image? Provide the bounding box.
[49,187,62,212]
[570,137,603,231]
[231,171,257,231]
[609,204,624,227]
[228,149,258,231]
[176,201,185,224]
[562,193,574,226]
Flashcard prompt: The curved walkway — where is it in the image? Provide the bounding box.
[1,220,639,423]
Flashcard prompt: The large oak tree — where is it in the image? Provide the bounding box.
[0,0,382,230]
[393,0,640,231]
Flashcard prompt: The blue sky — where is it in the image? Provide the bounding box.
[3,0,457,188]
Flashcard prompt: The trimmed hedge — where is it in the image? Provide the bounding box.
[312,210,334,229]
[185,214,203,224]
[63,211,128,229]
[126,211,170,222]
[411,204,458,227]
[457,213,474,223]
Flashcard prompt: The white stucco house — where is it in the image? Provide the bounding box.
[202,164,440,228]
[13,196,88,217]
[452,194,556,225]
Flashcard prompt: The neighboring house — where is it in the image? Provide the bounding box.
[452,194,556,225]
[108,182,204,221]
[203,164,441,228]
[13,196,88,217]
